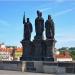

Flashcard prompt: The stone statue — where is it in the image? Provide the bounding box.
[45,15,55,39]
[23,16,32,41]
[35,10,44,40]
[51,19,55,39]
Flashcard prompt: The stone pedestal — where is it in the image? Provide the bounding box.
[44,39,56,61]
[20,39,32,61]
[33,40,46,61]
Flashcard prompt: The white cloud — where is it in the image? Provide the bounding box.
[56,35,75,42]
[55,0,64,3]
[56,35,75,48]
[54,8,74,17]
[0,19,10,27]
[55,0,75,3]
[40,8,51,12]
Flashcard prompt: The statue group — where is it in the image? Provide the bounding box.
[20,10,56,61]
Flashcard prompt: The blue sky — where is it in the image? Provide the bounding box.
[0,0,75,48]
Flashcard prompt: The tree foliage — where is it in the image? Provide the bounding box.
[70,51,75,60]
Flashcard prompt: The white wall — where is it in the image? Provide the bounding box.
[56,58,72,62]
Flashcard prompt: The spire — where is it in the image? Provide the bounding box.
[23,12,25,24]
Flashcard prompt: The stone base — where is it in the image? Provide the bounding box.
[44,57,54,61]
[20,56,32,61]
[32,39,46,61]
[20,38,56,61]
[20,40,32,61]
[44,39,56,61]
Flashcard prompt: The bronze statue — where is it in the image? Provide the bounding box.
[23,14,32,41]
[45,15,55,39]
[35,10,44,40]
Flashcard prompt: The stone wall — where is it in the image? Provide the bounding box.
[0,61,75,74]
[0,61,22,71]
[43,62,75,74]
[26,61,75,74]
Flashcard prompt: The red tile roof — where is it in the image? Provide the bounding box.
[55,51,72,58]
[0,47,23,52]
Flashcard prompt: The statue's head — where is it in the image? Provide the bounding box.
[37,10,40,17]
[48,15,51,20]
[39,12,42,17]
[27,18,29,22]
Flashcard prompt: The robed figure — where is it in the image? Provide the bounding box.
[23,13,32,41]
[45,15,55,39]
[35,10,44,40]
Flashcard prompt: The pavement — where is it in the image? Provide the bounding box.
[0,70,75,75]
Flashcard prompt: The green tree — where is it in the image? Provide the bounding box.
[69,47,75,50]
[70,51,75,60]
